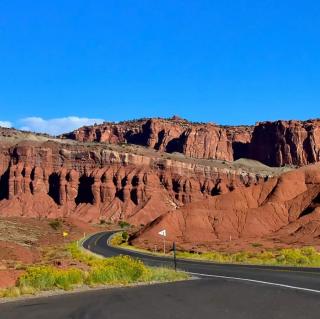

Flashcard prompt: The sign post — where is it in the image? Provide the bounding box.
[173,241,177,271]
[158,229,167,255]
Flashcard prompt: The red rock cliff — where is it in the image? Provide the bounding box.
[62,117,320,167]
[62,117,253,162]
[0,136,270,224]
[249,120,320,167]
[132,163,320,250]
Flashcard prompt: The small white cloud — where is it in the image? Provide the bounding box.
[19,116,104,135]
[0,120,12,128]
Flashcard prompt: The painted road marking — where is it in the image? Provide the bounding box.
[83,233,320,295]
[188,272,320,294]
[94,233,106,246]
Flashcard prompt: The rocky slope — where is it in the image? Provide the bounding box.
[0,127,281,225]
[132,163,320,250]
[1,123,320,250]
[62,117,320,167]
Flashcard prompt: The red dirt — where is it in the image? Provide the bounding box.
[0,270,24,289]
[132,163,320,251]
[0,216,110,289]
[1,118,320,266]
[0,241,38,264]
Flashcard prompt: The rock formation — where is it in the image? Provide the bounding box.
[62,117,320,167]
[1,121,320,249]
[62,117,253,162]
[0,130,271,224]
[132,163,320,250]
[249,120,320,167]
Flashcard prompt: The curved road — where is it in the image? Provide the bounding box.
[84,232,320,292]
[1,231,320,319]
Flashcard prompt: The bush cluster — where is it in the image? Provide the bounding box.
[86,255,149,285]
[15,256,149,292]
[109,232,129,246]
[0,243,188,299]
[118,221,130,229]
[18,266,84,291]
[48,219,62,230]
[177,246,320,267]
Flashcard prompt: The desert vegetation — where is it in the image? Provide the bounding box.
[111,232,320,268]
[176,247,320,267]
[0,242,188,299]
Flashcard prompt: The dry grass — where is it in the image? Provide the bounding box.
[0,242,188,299]
[0,219,41,247]
[111,233,320,268]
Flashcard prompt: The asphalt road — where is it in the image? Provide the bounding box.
[1,231,319,319]
[83,232,320,292]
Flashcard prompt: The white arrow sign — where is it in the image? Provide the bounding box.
[158,229,167,237]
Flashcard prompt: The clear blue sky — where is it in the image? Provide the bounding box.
[1,0,320,133]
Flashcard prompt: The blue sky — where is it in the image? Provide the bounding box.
[0,0,320,134]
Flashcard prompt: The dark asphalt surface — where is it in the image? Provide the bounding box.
[85,232,320,291]
[1,231,319,319]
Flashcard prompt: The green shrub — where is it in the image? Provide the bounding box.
[68,242,96,265]
[17,266,84,291]
[49,219,62,230]
[231,252,250,263]
[2,287,21,298]
[145,267,188,282]
[18,266,56,290]
[110,233,124,246]
[177,246,320,267]
[122,231,129,242]
[0,241,189,299]
[55,268,84,290]
[274,247,320,266]
[86,255,148,285]
[118,221,130,229]
[19,286,36,295]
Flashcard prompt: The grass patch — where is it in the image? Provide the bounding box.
[176,246,320,267]
[146,267,188,282]
[0,241,188,299]
[18,266,85,291]
[0,287,21,298]
[109,233,166,256]
[110,232,320,268]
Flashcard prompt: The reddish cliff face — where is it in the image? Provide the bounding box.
[0,133,270,224]
[1,126,319,250]
[62,117,320,167]
[62,117,253,162]
[132,163,320,250]
[249,120,320,167]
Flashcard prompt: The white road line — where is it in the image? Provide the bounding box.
[188,272,320,294]
[84,233,320,295]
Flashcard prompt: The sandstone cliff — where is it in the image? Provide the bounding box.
[1,126,319,250]
[249,120,320,167]
[62,117,320,167]
[0,128,275,224]
[62,117,253,162]
[132,163,320,250]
